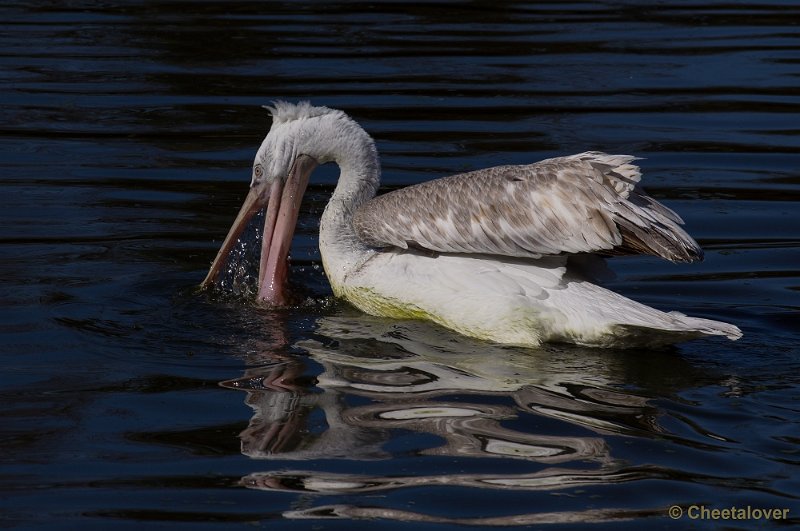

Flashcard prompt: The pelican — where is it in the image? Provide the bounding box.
[202,101,741,348]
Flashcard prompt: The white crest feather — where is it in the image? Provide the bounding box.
[262,100,344,125]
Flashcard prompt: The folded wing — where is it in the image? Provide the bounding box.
[352,152,702,263]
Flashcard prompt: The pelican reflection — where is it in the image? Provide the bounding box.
[222,314,720,525]
[223,314,704,497]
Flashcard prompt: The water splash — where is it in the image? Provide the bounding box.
[213,209,265,298]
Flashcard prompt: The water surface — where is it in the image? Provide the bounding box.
[1,1,799,529]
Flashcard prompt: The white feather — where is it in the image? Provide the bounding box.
[342,250,740,347]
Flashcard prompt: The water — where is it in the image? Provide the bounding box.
[1,1,799,529]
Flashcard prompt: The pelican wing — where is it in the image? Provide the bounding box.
[353,152,702,263]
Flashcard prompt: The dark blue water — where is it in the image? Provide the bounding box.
[1,2,798,529]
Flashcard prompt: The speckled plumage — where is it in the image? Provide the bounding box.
[353,152,702,263]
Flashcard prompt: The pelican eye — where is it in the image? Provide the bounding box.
[253,164,264,181]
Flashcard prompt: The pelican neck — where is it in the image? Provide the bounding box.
[317,127,381,291]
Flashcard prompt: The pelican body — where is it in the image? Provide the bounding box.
[202,102,741,348]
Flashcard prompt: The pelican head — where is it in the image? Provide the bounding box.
[202,102,353,305]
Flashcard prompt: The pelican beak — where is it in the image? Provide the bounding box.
[256,154,318,304]
[202,154,318,306]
